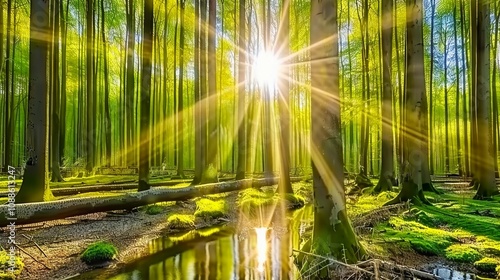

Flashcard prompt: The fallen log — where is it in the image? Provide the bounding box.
[0,177,302,227]
[0,178,208,198]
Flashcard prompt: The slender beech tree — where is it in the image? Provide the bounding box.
[460,0,469,176]
[428,0,435,175]
[101,0,112,167]
[306,0,366,267]
[193,0,203,184]
[85,0,95,174]
[59,0,69,166]
[374,0,394,193]
[235,0,247,180]
[277,0,293,194]
[385,0,430,205]
[16,0,54,203]
[454,2,462,176]
[202,0,218,182]
[199,0,209,183]
[177,0,186,178]
[473,0,499,199]
[51,0,64,182]
[2,0,12,173]
[125,0,136,167]
[138,0,153,191]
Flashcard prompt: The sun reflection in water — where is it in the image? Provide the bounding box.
[255,227,268,273]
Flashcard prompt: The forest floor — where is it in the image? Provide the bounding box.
[0,176,499,279]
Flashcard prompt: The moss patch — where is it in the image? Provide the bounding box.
[194,198,228,219]
[0,250,23,279]
[145,204,165,215]
[445,244,482,263]
[237,188,277,213]
[166,214,195,230]
[80,241,118,265]
[474,257,499,273]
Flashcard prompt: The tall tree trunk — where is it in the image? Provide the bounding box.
[138,0,153,191]
[235,0,247,180]
[374,0,394,193]
[277,0,293,194]
[385,0,430,205]
[2,0,11,173]
[474,0,499,199]
[51,0,64,182]
[85,0,95,174]
[59,0,69,166]
[16,0,54,203]
[125,0,136,167]
[454,2,462,176]
[428,0,435,175]
[177,0,186,178]
[199,0,209,182]
[442,27,450,174]
[101,0,111,167]
[305,0,366,269]
[491,3,500,177]
[173,0,179,168]
[202,0,218,182]
[193,0,202,184]
[460,0,470,176]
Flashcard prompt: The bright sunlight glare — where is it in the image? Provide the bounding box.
[255,227,268,273]
[253,52,280,89]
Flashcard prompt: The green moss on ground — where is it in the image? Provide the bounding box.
[194,198,228,219]
[445,244,482,263]
[80,241,118,265]
[474,257,499,272]
[237,188,277,213]
[237,187,305,213]
[166,214,195,230]
[0,250,23,279]
[496,265,500,278]
[348,191,397,217]
[145,204,166,215]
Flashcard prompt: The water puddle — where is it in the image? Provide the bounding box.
[75,205,313,280]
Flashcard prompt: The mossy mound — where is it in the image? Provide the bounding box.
[166,214,195,230]
[237,188,276,213]
[496,264,500,278]
[445,244,482,263]
[0,250,24,279]
[474,257,499,273]
[145,204,165,215]
[80,241,118,265]
[194,198,228,219]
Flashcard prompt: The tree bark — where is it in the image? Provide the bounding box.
[385,0,430,206]
[101,0,112,167]
[474,0,499,199]
[16,0,54,203]
[51,0,64,182]
[374,0,395,194]
[193,0,202,184]
[235,0,247,180]
[202,0,218,183]
[277,0,293,194]
[2,0,12,173]
[176,0,186,178]
[138,0,154,191]
[125,0,136,167]
[307,0,366,267]
[85,0,95,174]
